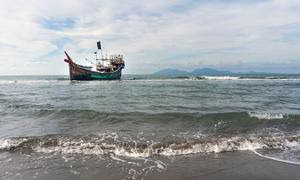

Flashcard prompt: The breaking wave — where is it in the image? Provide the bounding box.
[192,76,240,80]
[4,108,299,122]
[1,134,299,159]
[248,112,285,120]
[175,76,300,81]
[125,75,300,81]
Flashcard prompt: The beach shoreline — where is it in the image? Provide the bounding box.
[1,151,299,180]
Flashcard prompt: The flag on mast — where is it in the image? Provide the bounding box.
[97,41,101,50]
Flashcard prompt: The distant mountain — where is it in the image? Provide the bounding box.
[154,68,233,75]
[154,68,189,75]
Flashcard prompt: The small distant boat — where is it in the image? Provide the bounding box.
[64,41,125,80]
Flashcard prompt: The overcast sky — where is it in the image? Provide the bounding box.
[0,0,300,75]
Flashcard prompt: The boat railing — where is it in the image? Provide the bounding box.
[98,54,123,61]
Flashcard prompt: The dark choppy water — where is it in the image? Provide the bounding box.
[0,74,300,179]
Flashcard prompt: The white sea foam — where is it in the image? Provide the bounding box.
[251,150,300,165]
[248,112,285,120]
[200,76,240,80]
[0,138,26,149]
[0,80,67,85]
[188,76,300,81]
[29,136,299,158]
[1,135,299,166]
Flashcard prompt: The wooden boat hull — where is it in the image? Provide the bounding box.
[64,51,124,81]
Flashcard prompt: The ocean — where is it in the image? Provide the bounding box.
[0,74,300,180]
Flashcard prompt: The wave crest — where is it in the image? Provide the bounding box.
[248,112,285,120]
[1,134,299,158]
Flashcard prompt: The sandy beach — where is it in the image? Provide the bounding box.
[1,151,299,180]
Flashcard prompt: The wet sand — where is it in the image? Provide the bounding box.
[150,152,300,180]
[1,151,299,180]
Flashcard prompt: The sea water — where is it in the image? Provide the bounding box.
[0,74,300,179]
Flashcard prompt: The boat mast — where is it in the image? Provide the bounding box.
[94,51,97,62]
[97,41,103,59]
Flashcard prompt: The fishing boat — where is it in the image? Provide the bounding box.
[64,41,125,80]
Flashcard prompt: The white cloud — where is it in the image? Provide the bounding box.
[0,0,300,75]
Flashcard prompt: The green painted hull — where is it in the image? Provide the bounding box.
[68,63,124,81]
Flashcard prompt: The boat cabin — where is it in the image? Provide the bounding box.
[96,54,124,73]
